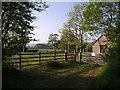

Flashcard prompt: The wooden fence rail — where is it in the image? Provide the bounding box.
[3,51,75,69]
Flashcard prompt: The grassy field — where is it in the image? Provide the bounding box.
[28,49,63,52]
[4,49,66,69]
[3,61,103,88]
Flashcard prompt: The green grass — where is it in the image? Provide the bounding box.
[4,49,65,68]
[3,62,102,88]
[28,49,63,52]
[95,64,120,88]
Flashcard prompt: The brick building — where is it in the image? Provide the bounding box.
[92,35,107,54]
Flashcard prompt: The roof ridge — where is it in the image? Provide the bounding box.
[92,35,106,45]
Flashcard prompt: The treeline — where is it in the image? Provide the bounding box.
[47,34,92,53]
[27,44,53,49]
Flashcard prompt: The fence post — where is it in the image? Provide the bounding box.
[54,49,56,60]
[19,52,22,70]
[65,50,67,61]
[74,50,76,62]
[39,51,41,64]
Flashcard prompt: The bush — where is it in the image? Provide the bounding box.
[96,44,120,88]
[46,61,62,68]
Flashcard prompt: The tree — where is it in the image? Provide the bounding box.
[66,3,89,62]
[83,2,120,88]
[59,22,77,53]
[59,3,93,62]
[2,2,49,56]
[83,42,92,52]
[90,0,119,1]
[83,2,120,63]
[48,34,59,49]
[83,2,119,44]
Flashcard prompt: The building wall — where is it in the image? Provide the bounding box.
[92,35,107,54]
[92,41,100,54]
[98,35,107,45]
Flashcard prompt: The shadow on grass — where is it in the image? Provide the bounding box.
[3,61,101,88]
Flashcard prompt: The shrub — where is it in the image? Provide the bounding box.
[96,43,120,88]
[46,61,62,68]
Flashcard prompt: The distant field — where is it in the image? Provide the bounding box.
[4,49,93,69]
[28,49,63,52]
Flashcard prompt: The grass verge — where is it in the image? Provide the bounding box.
[3,61,101,88]
[95,64,120,88]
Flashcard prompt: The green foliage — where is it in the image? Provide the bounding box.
[2,2,49,56]
[90,0,119,1]
[59,27,77,52]
[83,42,92,52]
[96,64,120,88]
[96,43,120,88]
[83,2,119,42]
[84,2,120,88]
[33,44,53,49]
[48,34,59,49]
[59,3,91,56]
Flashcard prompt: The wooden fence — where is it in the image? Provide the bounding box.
[3,51,75,69]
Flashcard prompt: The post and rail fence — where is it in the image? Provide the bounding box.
[3,50,75,69]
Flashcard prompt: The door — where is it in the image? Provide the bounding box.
[100,45,107,53]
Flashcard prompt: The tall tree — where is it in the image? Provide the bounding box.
[2,2,49,56]
[59,22,78,53]
[67,3,88,62]
[83,2,120,87]
[83,2,119,44]
[48,34,59,49]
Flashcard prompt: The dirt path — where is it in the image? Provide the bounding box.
[3,62,103,88]
[31,64,102,88]
[77,66,102,88]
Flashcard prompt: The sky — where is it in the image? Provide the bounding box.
[29,2,85,44]
[27,0,119,45]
